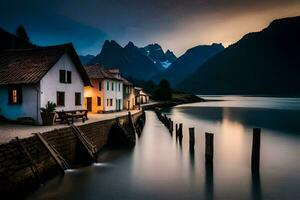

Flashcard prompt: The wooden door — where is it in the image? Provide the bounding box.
[86,97,92,112]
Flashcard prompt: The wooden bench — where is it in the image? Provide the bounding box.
[55,110,88,124]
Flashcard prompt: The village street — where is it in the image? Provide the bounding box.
[0,110,141,144]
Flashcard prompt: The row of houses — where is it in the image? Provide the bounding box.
[0,43,150,124]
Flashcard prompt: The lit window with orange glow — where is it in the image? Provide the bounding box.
[12,89,17,103]
[9,87,22,105]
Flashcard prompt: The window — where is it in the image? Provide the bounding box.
[97,96,101,106]
[57,92,65,106]
[59,70,72,84]
[98,81,102,91]
[110,99,113,106]
[12,90,17,103]
[118,83,121,91]
[59,70,66,83]
[8,87,22,104]
[67,71,72,83]
[75,92,81,106]
[107,99,109,107]
[107,82,109,90]
[111,82,114,91]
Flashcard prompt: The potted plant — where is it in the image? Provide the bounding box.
[40,101,56,125]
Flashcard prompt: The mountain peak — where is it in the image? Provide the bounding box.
[177,15,300,95]
[101,40,123,53]
[126,41,135,47]
[211,43,224,48]
[145,43,162,50]
[165,49,177,63]
[88,40,161,79]
[153,43,224,86]
[125,41,137,49]
[166,49,172,53]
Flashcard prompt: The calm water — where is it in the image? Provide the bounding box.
[29,96,300,200]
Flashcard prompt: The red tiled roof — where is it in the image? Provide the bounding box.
[0,43,91,86]
[85,64,122,81]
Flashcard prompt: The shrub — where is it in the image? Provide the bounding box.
[41,101,56,113]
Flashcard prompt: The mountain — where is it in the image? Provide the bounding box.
[87,40,161,79]
[178,16,300,95]
[79,54,95,64]
[0,28,35,50]
[165,50,177,63]
[140,43,177,69]
[154,43,224,86]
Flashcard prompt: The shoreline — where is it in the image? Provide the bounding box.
[142,93,205,110]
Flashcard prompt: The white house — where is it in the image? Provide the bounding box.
[121,77,136,110]
[0,43,91,124]
[84,65,123,113]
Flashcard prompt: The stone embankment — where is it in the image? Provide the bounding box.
[0,111,145,198]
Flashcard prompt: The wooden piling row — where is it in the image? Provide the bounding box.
[156,107,261,172]
[155,108,174,133]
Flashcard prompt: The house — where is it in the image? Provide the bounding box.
[121,77,135,110]
[140,90,151,104]
[84,65,123,113]
[0,43,91,124]
[134,87,150,107]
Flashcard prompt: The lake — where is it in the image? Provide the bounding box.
[29,96,300,200]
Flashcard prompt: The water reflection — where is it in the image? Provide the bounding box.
[172,104,300,135]
[189,146,195,170]
[205,161,214,200]
[29,97,300,200]
[251,171,262,200]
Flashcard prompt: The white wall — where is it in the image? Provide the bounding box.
[40,53,84,113]
[103,79,123,112]
[0,85,40,123]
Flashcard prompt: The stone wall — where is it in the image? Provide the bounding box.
[0,111,144,197]
[0,135,58,197]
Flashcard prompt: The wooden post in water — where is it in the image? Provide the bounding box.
[178,123,183,139]
[170,120,173,133]
[205,132,214,162]
[251,128,261,172]
[164,114,167,125]
[189,128,195,148]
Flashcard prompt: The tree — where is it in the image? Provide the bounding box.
[153,79,172,101]
[16,25,30,42]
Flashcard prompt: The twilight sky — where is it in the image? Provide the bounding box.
[0,0,299,56]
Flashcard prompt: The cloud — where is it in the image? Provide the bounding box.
[0,0,299,55]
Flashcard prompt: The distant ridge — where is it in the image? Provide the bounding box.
[154,43,224,86]
[79,54,95,65]
[178,15,300,95]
